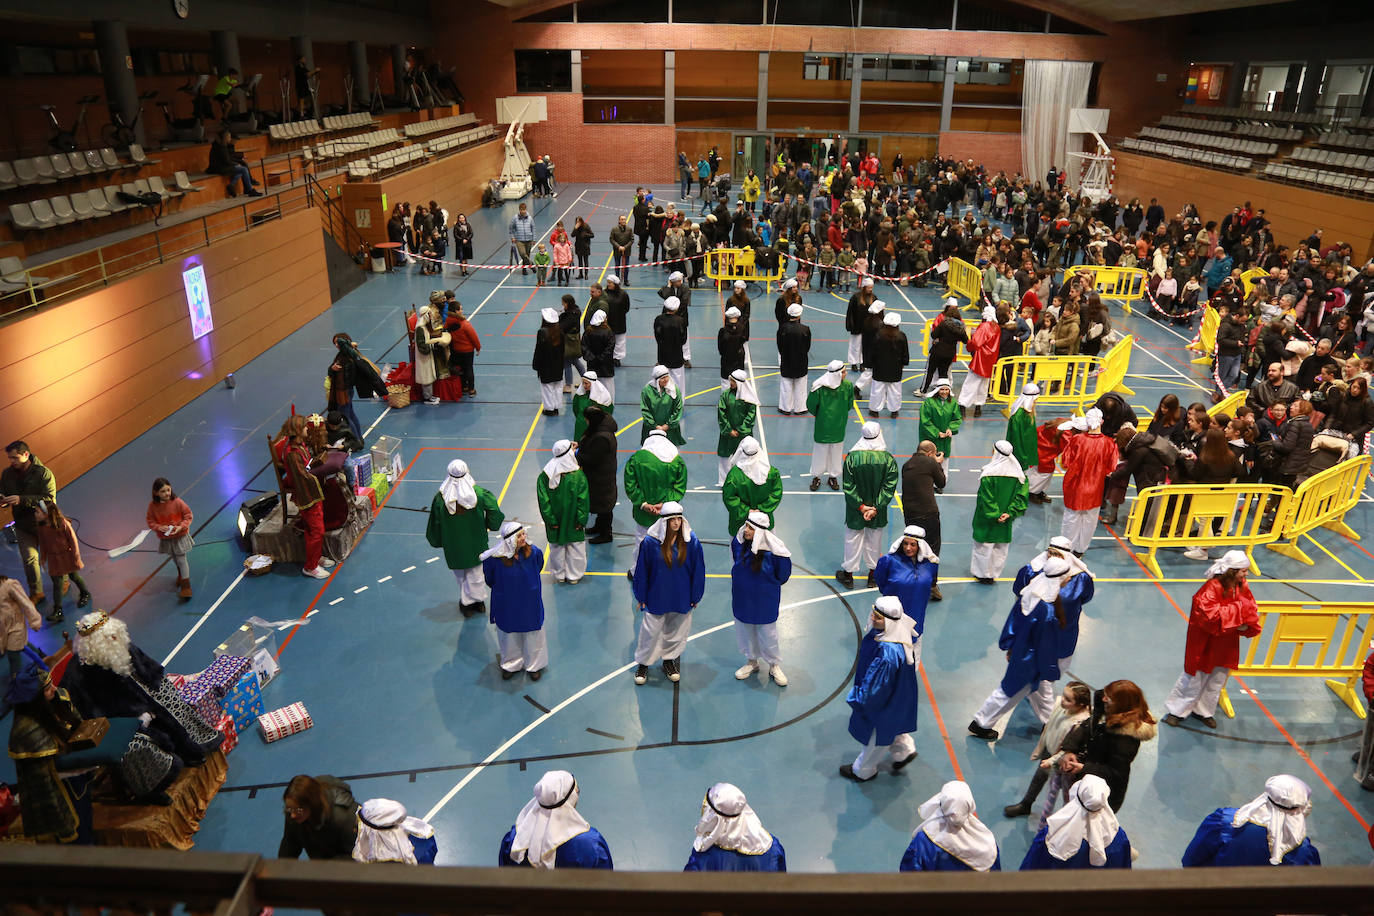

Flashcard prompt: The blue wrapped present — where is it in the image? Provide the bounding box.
[222,670,265,732]
[178,654,250,722]
[347,453,373,493]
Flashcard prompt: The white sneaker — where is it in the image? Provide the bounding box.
[425,396,441,405]
[302,566,329,579]
[734,661,759,680]
[1184,546,1210,560]
[769,665,789,686]
[319,557,336,568]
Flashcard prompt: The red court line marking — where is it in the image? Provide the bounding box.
[918,660,964,781]
[1101,523,1369,832]
[502,288,539,336]
[1338,531,1374,563]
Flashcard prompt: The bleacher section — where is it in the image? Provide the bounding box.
[425,124,500,154]
[1117,137,1252,171]
[1157,115,1300,142]
[7,171,202,231]
[1262,162,1374,193]
[1318,129,1374,152]
[321,113,376,132]
[1176,105,1328,127]
[314,128,404,163]
[269,114,377,142]
[403,113,478,138]
[0,146,152,189]
[1138,126,1277,157]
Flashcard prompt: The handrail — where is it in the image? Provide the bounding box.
[306,172,366,257]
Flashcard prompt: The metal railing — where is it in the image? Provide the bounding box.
[1,846,1372,915]
[305,172,368,256]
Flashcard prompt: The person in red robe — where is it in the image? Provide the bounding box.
[1163,551,1260,729]
[1030,415,1081,504]
[1057,408,1117,555]
[957,305,1001,417]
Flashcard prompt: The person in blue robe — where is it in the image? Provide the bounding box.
[873,524,938,637]
[353,798,438,864]
[1015,536,1097,713]
[840,595,920,782]
[499,770,613,870]
[1020,774,1132,870]
[730,510,793,686]
[1182,774,1321,868]
[631,502,706,686]
[969,555,1072,741]
[683,782,786,872]
[481,521,547,680]
[900,780,1001,872]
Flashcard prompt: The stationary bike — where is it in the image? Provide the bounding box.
[43,94,99,152]
[157,75,208,143]
[101,90,158,150]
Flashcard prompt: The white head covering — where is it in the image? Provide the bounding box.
[851,420,887,452]
[979,439,1026,483]
[1020,555,1071,616]
[353,799,434,864]
[736,509,790,558]
[889,524,939,563]
[480,519,526,561]
[786,303,803,318]
[729,369,760,406]
[649,364,679,398]
[693,783,774,855]
[811,360,847,390]
[782,278,797,291]
[862,277,875,289]
[589,311,607,327]
[867,302,885,315]
[1207,549,1250,579]
[1010,382,1040,416]
[541,307,560,323]
[944,296,959,308]
[641,428,680,464]
[606,274,621,286]
[981,305,997,322]
[882,312,901,327]
[914,781,999,871]
[1045,775,1120,866]
[926,376,953,396]
[873,595,917,664]
[669,270,684,283]
[730,435,771,486]
[1231,775,1312,865]
[733,279,746,291]
[724,306,741,319]
[1084,407,1105,431]
[646,500,692,543]
[581,372,613,407]
[439,459,478,512]
[663,296,681,312]
[509,771,592,869]
[1028,536,1092,578]
[542,440,580,490]
[1058,415,1089,432]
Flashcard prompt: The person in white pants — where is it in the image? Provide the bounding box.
[776,303,810,413]
[731,510,792,687]
[604,274,629,361]
[837,421,898,589]
[840,596,920,782]
[537,440,589,584]
[1028,416,1082,503]
[1163,550,1261,729]
[426,459,504,618]
[969,440,1029,584]
[968,555,1073,740]
[1058,408,1118,555]
[957,305,1001,417]
[846,276,875,367]
[806,360,851,485]
[481,521,550,680]
[535,307,564,414]
[631,502,706,686]
[867,310,906,415]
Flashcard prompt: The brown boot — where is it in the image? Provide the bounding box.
[177,577,193,600]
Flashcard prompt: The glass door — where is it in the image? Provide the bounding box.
[733,133,769,181]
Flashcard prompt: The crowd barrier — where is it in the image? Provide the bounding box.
[988,335,1135,416]
[920,316,984,361]
[1207,389,1246,418]
[1188,306,1220,365]
[943,257,982,307]
[1063,265,1148,315]
[1266,455,1372,565]
[1123,482,1291,579]
[1241,267,1270,297]
[704,248,783,292]
[1217,601,1373,719]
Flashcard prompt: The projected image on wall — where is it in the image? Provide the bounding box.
[183,264,213,339]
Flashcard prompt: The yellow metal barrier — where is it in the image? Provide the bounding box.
[1063,265,1148,316]
[705,248,783,294]
[1124,483,1292,579]
[944,257,983,308]
[1265,454,1372,565]
[1188,306,1220,366]
[988,336,1135,416]
[1241,267,1270,297]
[1216,601,1373,719]
[1207,389,1246,418]
[920,317,984,361]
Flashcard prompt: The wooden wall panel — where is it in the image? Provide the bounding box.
[949,107,1022,132]
[582,50,665,95]
[675,130,735,164]
[0,207,331,488]
[878,135,938,161]
[675,51,758,98]
[1112,151,1374,260]
[767,53,849,101]
[859,106,941,134]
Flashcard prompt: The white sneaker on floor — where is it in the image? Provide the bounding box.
[1184,546,1210,560]
[302,566,329,579]
[769,665,789,686]
[319,557,336,568]
[425,396,441,405]
[734,661,759,680]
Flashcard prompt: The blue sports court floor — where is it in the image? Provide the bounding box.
[4,183,1371,870]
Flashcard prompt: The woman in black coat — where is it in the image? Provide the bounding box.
[571,216,595,280]
[452,213,475,276]
[278,774,358,860]
[581,313,616,387]
[922,303,968,392]
[532,309,565,417]
[1320,376,1374,444]
[718,308,747,385]
[577,405,618,543]
[1271,399,1315,486]
[1059,680,1157,813]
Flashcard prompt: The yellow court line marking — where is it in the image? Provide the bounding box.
[595,252,613,287]
[498,408,543,503]
[1302,533,1369,582]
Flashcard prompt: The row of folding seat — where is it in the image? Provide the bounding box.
[346,145,428,179]
[1118,137,1253,171]
[1316,130,1374,152]
[322,113,374,131]
[8,172,200,230]
[403,113,478,138]
[0,146,148,189]
[1157,115,1300,141]
[316,128,403,161]
[1181,105,1326,126]
[425,125,499,154]
[1138,126,1277,156]
[1292,148,1374,171]
[1263,162,1374,193]
[269,120,324,141]
[1348,115,1374,130]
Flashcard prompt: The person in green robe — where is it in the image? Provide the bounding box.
[1005,382,1040,471]
[969,440,1029,584]
[623,429,688,546]
[572,371,615,441]
[917,376,962,459]
[640,365,685,445]
[716,369,759,485]
[425,459,504,616]
[721,435,783,535]
[837,421,899,590]
[536,440,590,584]
[806,360,856,492]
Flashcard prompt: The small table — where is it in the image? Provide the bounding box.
[374,241,403,272]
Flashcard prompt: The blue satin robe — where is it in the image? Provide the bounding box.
[846,637,919,745]
[1019,825,1132,870]
[498,825,614,869]
[1181,809,1321,867]
[684,836,787,871]
[900,831,1002,872]
[873,552,936,635]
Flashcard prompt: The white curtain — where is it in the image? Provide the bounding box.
[1021,60,1094,187]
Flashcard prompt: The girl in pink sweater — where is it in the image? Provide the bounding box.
[147,477,195,601]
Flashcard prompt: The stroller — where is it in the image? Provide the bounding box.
[701,173,732,213]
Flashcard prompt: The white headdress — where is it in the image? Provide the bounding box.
[979,439,1026,483]
[480,519,526,561]
[641,428,680,463]
[588,311,607,327]
[981,305,997,322]
[862,277,875,289]
[509,771,592,869]
[927,377,953,396]
[649,364,679,399]
[646,501,692,543]
[606,274,621,286]
[734,279,746,291]
[1231,774,1312,865]
[786,303,803,318]
[867,302,885,315]
[581,372,613,407]
[1206,549,1250,578]
[1027,535,1092,578]
[873,594,917,664]
[730,435,771,486]
[851,420,887,452]
[1084,407,1105,430]
[1020,555,1071,616]
[1058,415,1089,432]
[882,312,901,327]
[540,307,560,323]
[782,278,798,291]
[811,360,847,390]
[353,799,434,864]
[914,781,999,871]
[736,509,790,558]
[669,270,685,283]
[728,368,760,406]
[1010,382,1040,416]
[724,306,741,319]
[542,440,580,490]
[663,296,681,312]
[693,783,774,855]
[440,459,478,512]
[1044,774,1121,866]
[889,524,938,563]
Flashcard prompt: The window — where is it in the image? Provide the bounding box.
[583,99,665,124]
[514,50,573,93]
[673,0,762,23]
[577,0,668,21]
[514,2,575,21]
[862,0,955,28]
[803,55,847,81]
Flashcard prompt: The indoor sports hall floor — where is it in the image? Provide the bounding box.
[5,182,1371,870]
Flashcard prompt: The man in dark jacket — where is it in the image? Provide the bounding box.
[632,193,651,260]
[603,275,631,364]
[1296,338,1339,393]
[1,442,57,606]
[901,440,946,600]
[658,273,693,367]
[577,406,619,543]
[207,129,261,197]
[608,216,634,282]
[278,775,359,860]
[1247,362,1299,412]
[1214,309,1249,394]
[776,306,812,414]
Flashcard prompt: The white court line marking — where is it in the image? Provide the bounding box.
[354,586,369,594]
[426,556,441,563]
[402,565,417,573]
[161,571,246,667]
[466,190,587,321]
[377,575,393,583]
[307,609,319,617]
[361,406,391,441]
[329,597,345,606]
[423,590,843,821]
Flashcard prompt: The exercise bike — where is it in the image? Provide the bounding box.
[43,94,99,152]
[157,74,208,143]
[101,90,157,150]
[223,73,262,136]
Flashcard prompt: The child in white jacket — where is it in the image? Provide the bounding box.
[1002,680,1091,823]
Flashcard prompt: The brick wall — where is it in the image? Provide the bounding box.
[939,130,1022,175]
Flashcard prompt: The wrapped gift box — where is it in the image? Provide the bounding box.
[258,702,313,743]
[214,712,239,754]
[216,621,281,687]
[358,485,378,515]
[348,453,374,491]
[177,654,249,722]
[223,671,266,732]
[370,471,390,501]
